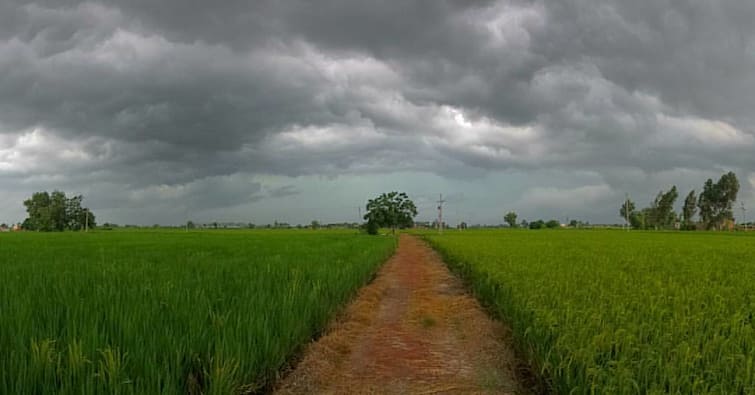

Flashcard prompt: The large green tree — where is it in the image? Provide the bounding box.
[49,191,68,231]
[23,192,53,231]
[654,185,678,229]
[363,192,417,234]
[698,172,739,230]
[638,186,678,230]
[504,211,518,228]
[23,191,96,231]
[698,179,715,228]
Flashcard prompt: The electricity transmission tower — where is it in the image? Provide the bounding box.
[437,194,446,234]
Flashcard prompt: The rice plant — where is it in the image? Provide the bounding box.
[423,229,755,394]
[0,229,395,394]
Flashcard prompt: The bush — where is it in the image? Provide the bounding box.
[365,220,379,235]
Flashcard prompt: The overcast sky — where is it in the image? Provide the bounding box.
[2,0,755,226]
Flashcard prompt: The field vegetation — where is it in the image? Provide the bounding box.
[423,229,755,394]
[0,229,395,394]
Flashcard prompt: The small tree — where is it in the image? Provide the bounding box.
[364,220,379,235]
[504,211,518,228]
[364,192,418,235]
[619,199,636,227]
[545,219,560,229]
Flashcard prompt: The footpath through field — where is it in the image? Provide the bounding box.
[276,234,522,394]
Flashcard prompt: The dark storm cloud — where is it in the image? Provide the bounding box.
[2,0,755,223]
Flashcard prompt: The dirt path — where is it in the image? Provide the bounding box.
[276,235,523,394]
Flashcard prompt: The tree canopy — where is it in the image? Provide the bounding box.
[698,172,739,230]
[620,172,739,231]
[652,185,678,229]
[22,191,95,231]
[363,192,417,234]
[528,219,561,229]
[504,211,518,228]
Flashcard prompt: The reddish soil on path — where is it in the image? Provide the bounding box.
[276,235,523,394]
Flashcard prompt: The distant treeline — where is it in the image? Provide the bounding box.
[98,221,364,230]
[620,171,740,230]
[500,211,589,230]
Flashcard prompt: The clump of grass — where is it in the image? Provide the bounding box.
[420,316,437,328]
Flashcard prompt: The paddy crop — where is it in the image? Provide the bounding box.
[0,229,395,394]
[423,229,755,394]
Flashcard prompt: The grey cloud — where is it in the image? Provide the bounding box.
[2,0,755,225]
[267,185,299,198]
[532,1,755,123]
[128,174,265,210]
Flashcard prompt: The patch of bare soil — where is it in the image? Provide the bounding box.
[275,234,523,394]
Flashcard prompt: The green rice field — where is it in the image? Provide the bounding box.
[422,229,755,394]
[4,227,754,394]
[0,230,396,394]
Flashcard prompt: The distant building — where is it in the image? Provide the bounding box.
[11,223,22,231]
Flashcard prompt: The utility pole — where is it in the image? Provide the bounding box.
[356,205,363,231]
[741,202,747,232]
[437,194,446,234]
[85,209,89,233]
[625,193,630,231]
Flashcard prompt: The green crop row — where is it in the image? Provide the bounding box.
[0,230,395,394]
[422,229,755,394]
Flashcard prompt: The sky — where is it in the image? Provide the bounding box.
[1,0,755,226]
